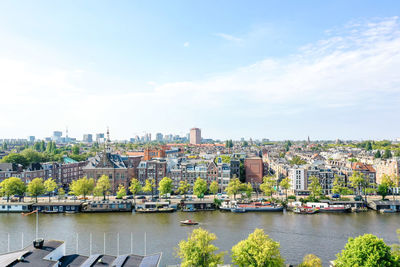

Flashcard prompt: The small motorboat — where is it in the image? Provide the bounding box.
[180,219,199,225]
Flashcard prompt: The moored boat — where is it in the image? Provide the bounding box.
[319,205,351,213]
[180,219,198,225]
[237,202,283,212]
[293,206,319,214]
[231,207,246,213]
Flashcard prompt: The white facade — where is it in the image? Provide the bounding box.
[289,167,306,191]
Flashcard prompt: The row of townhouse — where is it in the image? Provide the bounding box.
[288,162,376,195]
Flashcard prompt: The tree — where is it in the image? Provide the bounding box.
[95,175,111,200]
[381,174,396,200]
[226,178,243,200]
[366,141,373,151]
[231,228,284,267]
[260,176,276,198]
[44,178,58,202]
[193,177,207,199]
[0,177,26,202]
[69,177,95,200]
[209,181,219,199]
[58,188,65,200]
[309,176,322,199]
[158,177,173,198]
[391,229,400,262]
[349,171,365,196]
[377,184,389,200]
[332,175,351,196]
[116,184,127,199]
[289,156,306,166]
[176,228,225,267]
[244,182,253,199]
[178,180,191,199]
[21,149,44,164]
[383,149,392,159]
[375,150,382,158]
[27,178,46,202]
[298,254,322,267]
[335,234,397,266]
[143,179,156,199]
[1,153,28,167]
[279,177,290,201]
[72,145,80,155]
[129,178,142,204]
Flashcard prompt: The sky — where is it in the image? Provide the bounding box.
[0,1,400,141]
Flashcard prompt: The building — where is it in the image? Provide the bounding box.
[143,146,166,161]
[156,133,163,142]
[244,157,264,187]
[28,136,35,142]
[289,167,306,192]
[96,133,105,142]
[375,159,400,185]
[83,134,93,143]
[52,131,62,142]
[190,128,201,145]
[348,162,376,188]
[137,158,167,187]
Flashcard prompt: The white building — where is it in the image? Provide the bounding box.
[289,166,306,191]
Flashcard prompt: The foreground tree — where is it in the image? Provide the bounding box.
[193,177,207,199]
[176,228,225,267]
[129,178,142,204]
[335,234,397,267]
[27,178,46,202]
[44,178,58,202]
[116,184,127,199]
[298,254,322,267]
[279,177,290,201]
[209,181,219,199]
[143,178,156,199]
[178,180,191,199]
[0,177,26,202]
[260,176,276,199]
[158,177,173,198]
[231,228,284,267]
[69,177,95,200]
[226,178,243,200]
[95,175,111,200]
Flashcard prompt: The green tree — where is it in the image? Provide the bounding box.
[158,177,173,198]
[72,145,80,155]
[21,149,43,164]
[391,229,400,262]
[176,228,225,267]
[44,178,58,202]
[383,149,392,159]
[375,150,382,158]
[332,175,351,196]
[377,184,389,200]
[366,141,373,151]
[69,177,95,200]
[116,184,127,199]
[129,178,142,204]
[244,182,253,199]
[289,156,306,165]
[1,153,28,167]
[298,254,322,267]
[309,176,322,199]
[279,177,290,201]
[0,177,26,202]
[335,234,397,267]
[209,181,219,199]
[95,175,111,200]
[260,176,276,198]
[231,228,284,267]
[226,178,243,200]
[58,188,65,200]
[143,179,156,199]
[193,177,207,199]
[349,171,365,197]
[178,180,191,199]
[27,178,46,202]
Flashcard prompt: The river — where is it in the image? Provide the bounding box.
[0,211,399,266]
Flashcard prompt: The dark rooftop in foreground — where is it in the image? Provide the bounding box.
[0,239,161,267]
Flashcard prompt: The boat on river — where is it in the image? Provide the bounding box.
[293,206,319,214]
[237,202,284,212]
[307,202,351,213]
[136,207,175,213]
[231,207,246,213]
[180,219,199,225]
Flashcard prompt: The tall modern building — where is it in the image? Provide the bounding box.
[83,134,93,143]
[96,133,105,142]
[52,131,62,142]
[156,133,163,142]
[190,128,201,145]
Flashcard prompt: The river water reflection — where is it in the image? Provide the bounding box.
[0,211,399,266]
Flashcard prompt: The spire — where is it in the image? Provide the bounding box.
[106,127,111,153]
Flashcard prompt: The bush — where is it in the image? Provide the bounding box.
[288,195,296,200]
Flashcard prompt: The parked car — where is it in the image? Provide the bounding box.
[135,196,146,199]
[69,196,78,200]
[332,194,340,198]
[123,195,133,200]
[354,195,363,201]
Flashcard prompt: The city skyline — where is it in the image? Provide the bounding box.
[1,1,400,140]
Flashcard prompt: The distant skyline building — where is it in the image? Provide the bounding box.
[156,133,163,142]
[28,136,35,142]
[96,133,105,142]
[52,131,62,142]
[190,128,201,145]
[83,134,93,143]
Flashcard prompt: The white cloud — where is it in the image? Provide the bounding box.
[215,33,243,42]
[183,42,189,47]
[1,17,400,139]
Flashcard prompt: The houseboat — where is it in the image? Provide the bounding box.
[293,206,319,214]
[33,202,82,213]
[0,202,33,213]
[369,200,400,213]
[181,200,216,212]
[307,202,351,213]
[236,202,284,212]
[81,200,132,212]
[135,202,175,213]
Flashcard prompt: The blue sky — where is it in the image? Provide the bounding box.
[1,1,400,140]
